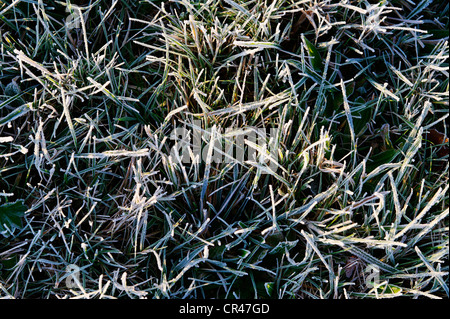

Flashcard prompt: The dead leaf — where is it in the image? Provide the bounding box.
[427,129,449,158]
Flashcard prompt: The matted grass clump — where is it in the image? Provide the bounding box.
[0,0,448,299]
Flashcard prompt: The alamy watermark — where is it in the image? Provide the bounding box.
[65,5,85,30]
[169,121,280,172]
[345,257,381,289]
[65,264,81,289]
[364,264,380,289]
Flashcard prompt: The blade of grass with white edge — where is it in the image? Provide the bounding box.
[345,245,399,274]
[233,41,279,49]
[287,184,339,221]
[407,0,433,19]
[363,163,402,183]
[400,101,430,154]
[0,104,31,127]
[387,62,414,87]
[394,184,449,241]
[102,149,150,157]
[0,136,14,143]
[200,125,217,223]
[0,0,20,17]
[415,246,449,296]
[198,92,290,117]
[340,79,356,164]
[408,208,449,249]
[396,126,423,186]
[388,171,403,237]
[60,88,77,146]
[300,230,335,276]
[331,236,408,249]
[13,49,62,81]
[217,48,263,72]
[224,0,257,24]
[260,185,281,235]
[77,5,90,65]
[368,79,400,102]
[87,77,140,115]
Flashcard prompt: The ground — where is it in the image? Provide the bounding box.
[0,0,448,299]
